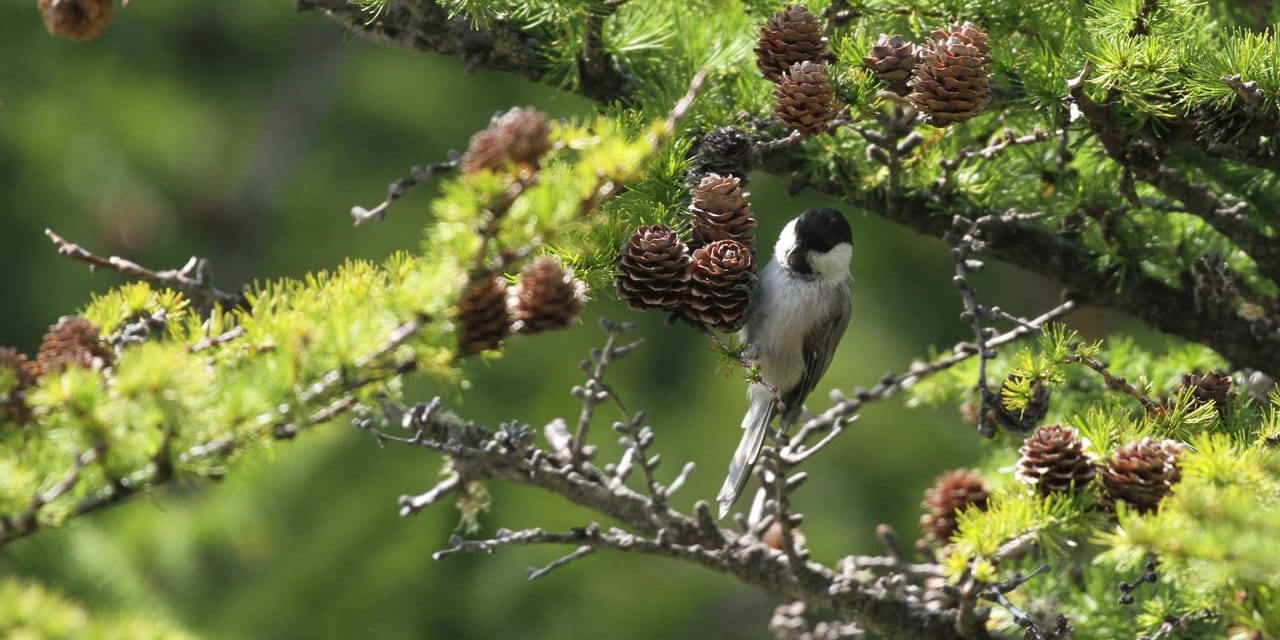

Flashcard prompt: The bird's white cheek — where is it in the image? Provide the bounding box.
[774,219,800,260]
[809,243,852,279]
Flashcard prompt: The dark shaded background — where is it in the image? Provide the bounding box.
[0,4,1141,638]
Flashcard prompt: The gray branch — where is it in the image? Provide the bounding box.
[347,316,1112,639]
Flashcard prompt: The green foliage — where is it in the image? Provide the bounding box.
[0,108,675,544]
[7,0,1280,638]
[0,577,198,640]
[913,325,1280,636]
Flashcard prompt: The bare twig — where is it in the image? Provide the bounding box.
[980,565,1056,637]
[399,473,462,518]
[188,326,247,353]
[351,157,459,225]
[572,319,638,465]
[782,300,1077,463]
[1063,350,1159,413]
[527,545,595,581]
[945,216,1001,436]
[657,69,709,146]
[45,228,245,311]
[940,128,1054,187]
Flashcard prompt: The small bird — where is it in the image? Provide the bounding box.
[717,208,853,518]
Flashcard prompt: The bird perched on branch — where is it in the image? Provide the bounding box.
[718,208,853,518]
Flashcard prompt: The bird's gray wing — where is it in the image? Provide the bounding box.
[779,292,851,427]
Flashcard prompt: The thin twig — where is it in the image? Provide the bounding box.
[1063,351,1159,413]
[782,300,1077,463]
[45,228,245,310]
[351,157,459,225]
[657,69,709,147]
[572,318,637,465]
[979,565,1052,634]
[399,473,462,517]
[527,545,595,580]
[188,326,247,353]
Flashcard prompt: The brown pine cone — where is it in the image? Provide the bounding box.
[756,5,831,84]
[616,225,691,313]
[684,239,757,332]
[863,34,920,96]
[34,315,113,375]
[39,0,113,42]
[774,61,838,136]
[457,275,512,354]
[690,174,756,249]
[908,22,992,127]
[920,468,990,544]
[460,107,552,174]
[1101,438,1185,513]
[511,257,587,334]
[1180,370,1233,414]
[1,348,38,426]
[1016,424,1097,495]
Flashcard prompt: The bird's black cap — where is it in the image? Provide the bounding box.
[794,208,852,253]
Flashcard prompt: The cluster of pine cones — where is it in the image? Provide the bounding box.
[863,22,993,126]
[756,6,839,136]
[921,429,1188,545]
[457,257,588,354]
[921,369,1235,546]
[454,108,588,354]
[2,316,115,427]
[614,174,757,332]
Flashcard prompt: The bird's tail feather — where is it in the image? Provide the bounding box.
[717,390,775,519]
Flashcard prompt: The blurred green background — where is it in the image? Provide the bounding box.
[1,3,1140,638]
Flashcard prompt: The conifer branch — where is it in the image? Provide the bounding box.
[295,0,634,104]
[306,3,1280,377]
[1066,65,1280,285]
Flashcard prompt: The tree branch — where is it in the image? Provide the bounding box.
[295,0,634,104]
[305,5,1280,377]
[1066,64,1280,285]
[46,228,247,311]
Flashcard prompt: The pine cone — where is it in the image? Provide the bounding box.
[687,126,754,186]
[0,348,37,426]
[457,275,512,354]
[908,22,992,127]
[1180,370,1233,414]
[511,257,587,334]
[1016,424,1096,495]
[756,5,831,84]
[690,174,756,249]
[989,375,1051,433]
[39,0,113,42]
[774,61,838,136]
[863,34,920,96]
[616,225,691,312]
[460,107,552,174]
[1190,75,1278,151]
[921,468,990,544]
[1101,438,1185,513]
[35,315,113,375]
[684,239,757,332]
